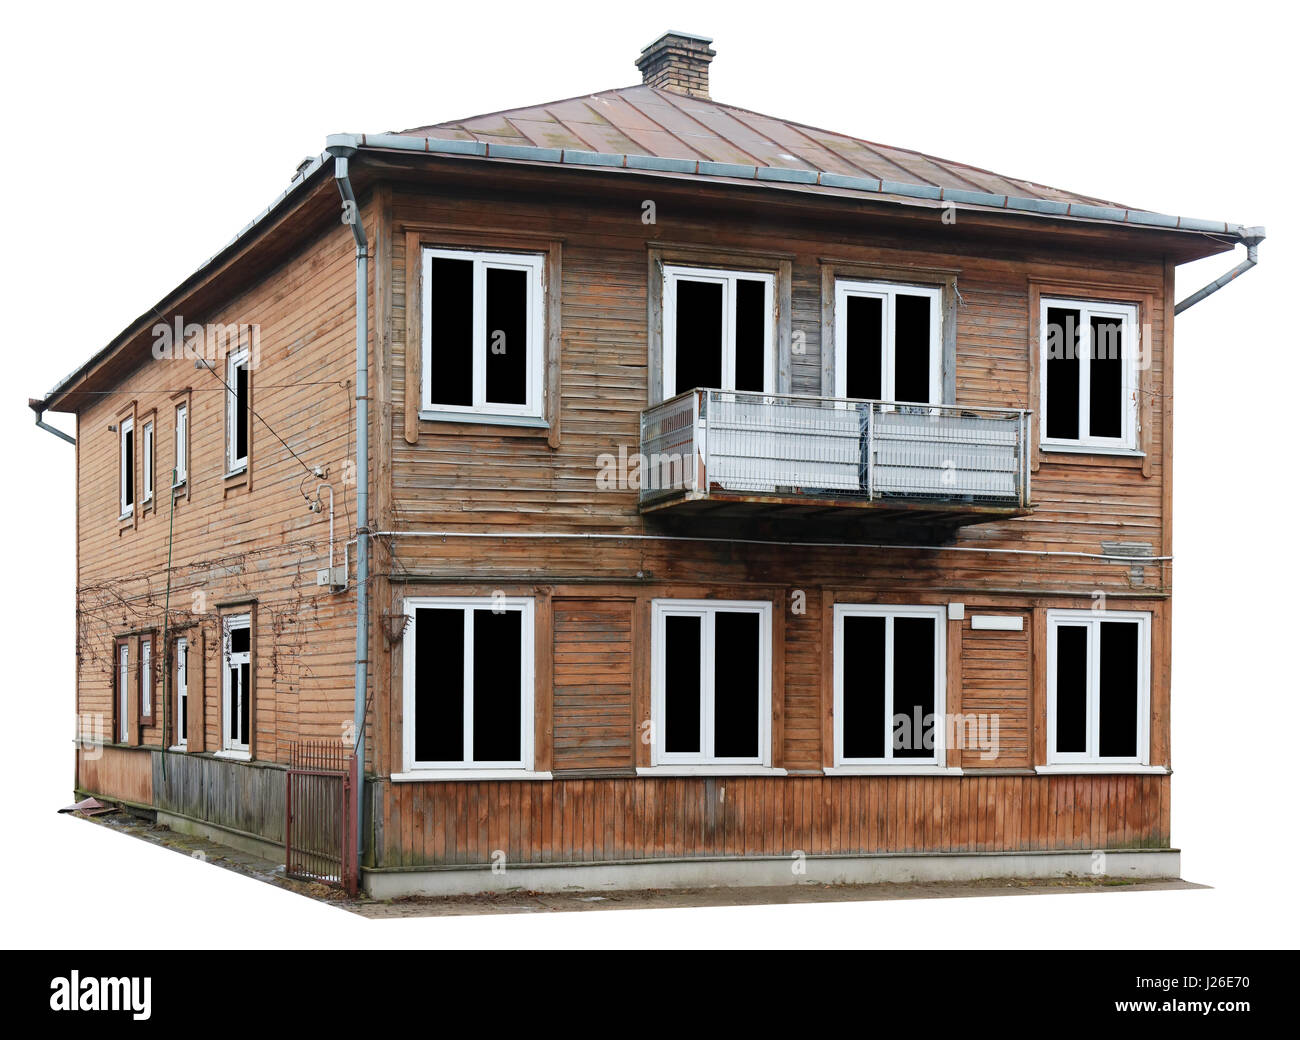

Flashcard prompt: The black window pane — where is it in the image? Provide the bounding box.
[472,609,522,762]
[1055,625,1088,753]
[239,662,250,745]
[734,279,767,393]
[714,611,760,758]
[229,625,250,654]
[664,615,701,754]
[124,429,134,506]
[428,257,474,407]
[894,294,932,404]
[1089,316,1124,439]
[228,667,238,741]
[672,280,723,395]
[845,295,883,400]
[485,266,528,406]
[893,617,936,758]
[415,608,464,763]
[1046,307,1081,439]
[1099,621,1139,758]
[235,363,249,459]
[843,615,886,759]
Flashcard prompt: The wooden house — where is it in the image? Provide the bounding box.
[33,31,1262,896]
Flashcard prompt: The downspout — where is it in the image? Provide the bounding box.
[325,137,369,872]
[28,400,75,444]
[1175,227,1265,314]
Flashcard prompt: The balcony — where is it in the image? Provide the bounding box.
[639,390,1031,527]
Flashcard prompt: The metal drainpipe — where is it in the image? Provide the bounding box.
[325,139,369,872]
[1175,227,1265,314]
[28,400,75,444]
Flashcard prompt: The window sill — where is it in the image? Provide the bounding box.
[1036,764,1168,775]
[637,766,788,777]
[168,745,187,753]
[825,764,963,776]
[213,749,251,761]
[419,409,549,430]
[1040,443,1144,459]
[391,769,552,782]
[224,465,248,480]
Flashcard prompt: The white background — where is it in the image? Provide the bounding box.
[1,0,1295,948]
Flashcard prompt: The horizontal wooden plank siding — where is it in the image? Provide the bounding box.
[553,599,635,771]
[959,615,1031,769]
[373,774,1170,867]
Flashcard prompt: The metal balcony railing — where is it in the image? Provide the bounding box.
[639,389,1030,511]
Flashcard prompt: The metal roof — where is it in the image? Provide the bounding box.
[407,84,1124,210]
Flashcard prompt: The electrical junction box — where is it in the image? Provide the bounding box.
[316,566,347,589]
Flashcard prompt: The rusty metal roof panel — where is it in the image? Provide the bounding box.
[406,85,1128,209]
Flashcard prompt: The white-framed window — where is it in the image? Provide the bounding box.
[649,599,773,770]
[221,614,251,754]
[119,417,134,518]
[140,637,152,721]
[1040,298,1140,452]
[174,637,189,750]
[173,403,188,486]
[834,280,942,404]
[141,421,154,504]
[662,266,775,399]
[1047,609,1150,766]
[400,596,537,777]
[833,604,947,767]
[117,642,130,743]
[226,347,249,473]
[421,247,545,422]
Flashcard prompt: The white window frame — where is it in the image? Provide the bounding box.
[141,420,154,504]
[834,279,943,405]
[119,416,134,519]
[646,598,777,774]
[1045,609,1151,768]
[662,265,776,399]
[117,643,129,743]
[226,346,249,475]
[420,247,546,424]
[173,636,188,750]
[830,603,954,773]
[1039,297,1140,453]
[220,613,251,757]
[397,596,542,780]
[140,637,152,720]
[173,403,188,487]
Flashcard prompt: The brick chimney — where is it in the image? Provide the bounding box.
[636,31,715,99]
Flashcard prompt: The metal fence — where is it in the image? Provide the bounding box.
[285,741,357,894]
[639,389,1030,507]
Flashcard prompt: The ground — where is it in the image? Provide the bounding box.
[69,807,1202,918]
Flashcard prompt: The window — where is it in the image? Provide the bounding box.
[834,280,941,404]
[222,614,251,754]
[117,641,130,743]
[173,403,188,486]
[650,599,773,769]
[421,247,545,422]
[226,347,249,473]
[401,597,536,776]
[662,266,775,398]
[1040,298,1139,451]
[119,417,134,518]
[1047,610,1150,766]
[833,604,947,767]
[139,637,153,723]
[141,421,154,504]
[175,637,188,749]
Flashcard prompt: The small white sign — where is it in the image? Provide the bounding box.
[947,602,965,620]
[971,615,1023,631]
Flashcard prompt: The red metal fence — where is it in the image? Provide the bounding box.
[285,741,357,894]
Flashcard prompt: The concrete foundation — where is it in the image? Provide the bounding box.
[362,848,1180,899]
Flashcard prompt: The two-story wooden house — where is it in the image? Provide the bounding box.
[35,31,1262,897]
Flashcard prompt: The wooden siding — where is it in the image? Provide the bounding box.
[552,599,635,771]
[373,774,1170,868]
[76,745,152,807]
[958,614,1031,769]
[152,751,285,845]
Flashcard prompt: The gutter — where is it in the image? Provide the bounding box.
[1175,228,1265,314]
[324,137,369,872]
[28,398,74,445]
